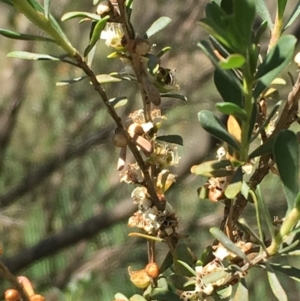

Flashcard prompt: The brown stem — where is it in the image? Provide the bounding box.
[0,261,30,301]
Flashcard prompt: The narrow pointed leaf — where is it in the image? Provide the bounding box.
[25,0,70,42]
[108,96,128,108]
[44,0,50,19]
[236,219,267,250]
[215,102,247,121]
[61,12,101,22]
[84,16,110,57]
[115,293,129,301]
[284,1,300,31]
[96,74,122,83]
[254,35,297,98]
[219,54,246,69]
[177,260,197,277]
[198,41,242,90]
[250,100,282,142]
[7,51,60,61]
[233,279,249,301]
[248,136,275,159]
[266,262,288,301]
[160,251,173,273]
[191,160,233,177]
[0,29,56,42]
[270,263,300,283]
[160,93,187,101]
[203,270,229,285]
[56,76,88,86]
[251,187,274,244]
[156,135,183,146]
[146,16,172,38]
[255,0,273,29]
[277,0,287,19]
[273,130,299,212]
[157,46,171,57]
[224,167,243,199]
[214,69,243,107]
[198,110,240,150]
[168,274,195,291]
[210,227,250,263]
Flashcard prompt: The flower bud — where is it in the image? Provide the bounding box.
[145,262,160,279]
[4,289,20,301]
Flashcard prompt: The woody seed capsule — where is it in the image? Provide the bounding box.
[4,289,20,301]
[145,262,160,279]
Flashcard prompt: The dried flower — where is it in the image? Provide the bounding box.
[100,22,124,49]
[128,266,151,289]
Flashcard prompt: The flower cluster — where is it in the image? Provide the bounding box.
[128,187,178,236]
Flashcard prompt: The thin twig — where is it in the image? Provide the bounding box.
[0,261,30,301]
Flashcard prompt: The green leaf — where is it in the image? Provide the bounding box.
[273,130,299,212]
[270,263,300,283]
[150,289,180,301]
[115,293,129,301]
[210,227,250,263]
[168,274,196,291]
[284,1,300,31]
[95,74,122,83]
[198,110,240,150]
[249,100,282,143]
[233,279,249,301]
[236,218,267,250]
[159,251,173,273]
[214,69,243,107]
[44,0,50,19]
[84,16,110,57]
[266,262,288,301]
[255,0,273,29]
[174,244,195,277]
[277,0,287,19]
[176,260,197,277]
[156,135,183,146]
[215,102,247,121]
[0,29,56,42]
[130,294,147,301]
[219,54,246,69]
[191,159,233,177]
[160,93,187,101]
[255,20,269,44]
[232,0,255,49]
[61,11,101,22]
[254,35,297,98]
[203,270,229,285]
[146,16,172,38]
[252,186,275,244]
[248,136,275,159]
[7,51,60,61]
[108,96,128,108]
[56,76,87,86]
[157,46,171,57]
[224,167,243,199]
[25,0,70,42]
[198,41,242,91]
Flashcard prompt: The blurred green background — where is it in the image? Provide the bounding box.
[0,1,299,300]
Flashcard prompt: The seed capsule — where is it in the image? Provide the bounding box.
[4,289,20,301]
[145,262,160,279]
[113,131,128,148]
